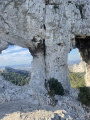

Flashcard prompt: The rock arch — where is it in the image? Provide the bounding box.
[0,0,90,93]
[75,36,90,86]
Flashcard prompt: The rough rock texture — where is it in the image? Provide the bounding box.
[76,36,90,86]
[0,0,90,92]
[85,64,90,86]
[0,75,90,120]
[0,1,90,119]
[69,61,86,73]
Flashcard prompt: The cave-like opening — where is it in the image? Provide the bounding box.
[75,36,90,86]
[68,36,90,88]
[0,45,33,86]
[68,48,86,88]
[75,36,90,64]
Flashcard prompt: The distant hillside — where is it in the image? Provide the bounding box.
[13,64,31,71]
[0,64,31,72]
[1,66,30,76]
[69,72,85,88]
[1,67,30,86]
[69,61,86,73]
[68,60,81,66]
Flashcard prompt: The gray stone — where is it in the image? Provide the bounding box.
[51,114,61,120]
[0,0,90,94]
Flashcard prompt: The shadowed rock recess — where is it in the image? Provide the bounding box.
[0,0,90,119]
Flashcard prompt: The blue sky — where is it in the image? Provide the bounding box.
[68,48,81,62]
[0,45,81,66]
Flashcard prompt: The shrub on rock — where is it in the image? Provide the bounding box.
[78,87,90,107]
[46,78,64,97]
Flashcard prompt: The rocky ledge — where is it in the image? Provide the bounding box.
[0,75,90,120]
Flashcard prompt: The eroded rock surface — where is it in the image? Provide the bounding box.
[0,75,90,120]
[69,61,86,73]
[76,36,90,86]
[0,0,90,93]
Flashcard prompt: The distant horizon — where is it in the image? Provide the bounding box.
[0,45,81,67]
[0,63,31,67]
[0,59,81,67]
[0,59,81,69]
[0,64,31,69]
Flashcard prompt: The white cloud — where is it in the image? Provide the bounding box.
[1,45,23,54]
[0,45,33,66]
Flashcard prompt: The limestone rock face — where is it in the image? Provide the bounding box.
[0,0,90,92]
[85,64,90,86]
[69,61,86,73]
[0,75,90,120]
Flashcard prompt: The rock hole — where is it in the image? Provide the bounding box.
[0,45,33,86]
[68,48,86,88]
[75,36,90,86]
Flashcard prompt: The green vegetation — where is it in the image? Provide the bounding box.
[69,72,90,106]
[69,72,85,88]
[78,87,90,107]
[1,70,90,107]
[1,71,30,86]
[46,78,64,97]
